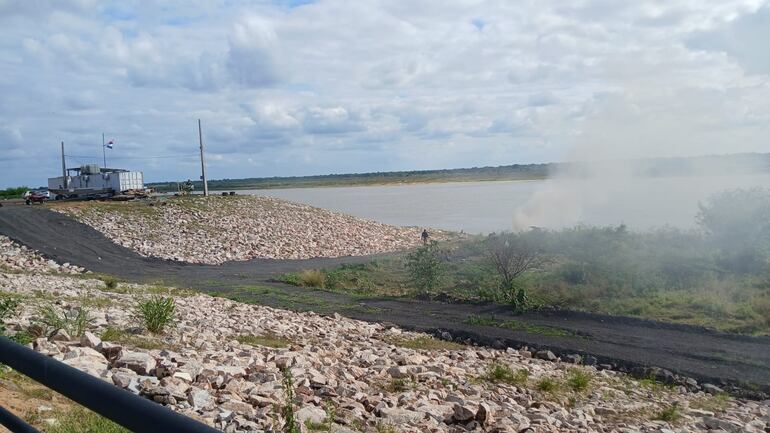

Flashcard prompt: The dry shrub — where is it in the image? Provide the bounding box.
[298,269,325,288]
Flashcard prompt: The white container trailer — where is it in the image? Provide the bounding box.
[107,171,144,191]
[48,164,145,199]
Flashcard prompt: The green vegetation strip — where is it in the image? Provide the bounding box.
[464,315,581,338]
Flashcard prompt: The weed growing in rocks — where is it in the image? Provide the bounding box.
[0,296,21,336]
[690,393,730,413]
[236,333,292,348]
[537,377,559,393]
[136,296,175,334]
[100,327,167,350]
[323,403,335,433]
[384,335,464,351]
[655,403,682,422]
[387,378,415,393]
[76,294,114,309]
[35,305,91,338]
[100,327,125,342]
[282,368,300,433]
[566,368,592,392]
[99,275,119,290]
[304,402,335,432]
[0,294,30,344]
[481,362,529,385]
[376,421,399,433]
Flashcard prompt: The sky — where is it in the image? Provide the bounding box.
[0,0,769,188]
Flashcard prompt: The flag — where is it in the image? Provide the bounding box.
[105,140,114,149]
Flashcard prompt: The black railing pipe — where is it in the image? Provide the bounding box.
[0,405,42,433]
[0,337,222,433]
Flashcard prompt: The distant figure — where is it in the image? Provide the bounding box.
[180,179,195,196]
[421,229,430,244]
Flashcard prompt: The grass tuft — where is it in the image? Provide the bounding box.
[655,403,682,423]
[480,362,529,385]
[386,378,415,393]
[98,275,119,291]
[48,407,131,433]
[35,305,91,338]
[536,377,559,392]
[136,296,175,334]
[566,368,592,392]
[236,332,292,348]
[384,335,464,351]
[298,269,326,288]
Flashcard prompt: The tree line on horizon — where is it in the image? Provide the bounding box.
[146,152,770,192]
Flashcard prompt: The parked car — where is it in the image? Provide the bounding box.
[22,190,50,199]
[24,190,49,205]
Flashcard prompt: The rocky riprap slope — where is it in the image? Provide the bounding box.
[1,235,86,274]
[1,272,767,433]
[55,196,429,264]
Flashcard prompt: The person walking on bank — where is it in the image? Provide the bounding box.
[421,229,430,244]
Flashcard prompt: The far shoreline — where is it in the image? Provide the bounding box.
[206,176,549,192]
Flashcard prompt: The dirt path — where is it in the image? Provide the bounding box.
[1,205,769,394]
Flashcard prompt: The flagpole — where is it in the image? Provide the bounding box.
[102,133,106,168]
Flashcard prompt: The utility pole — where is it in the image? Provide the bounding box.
[61,141,68,189]
[198,119,209,197]
[102,133,106,168]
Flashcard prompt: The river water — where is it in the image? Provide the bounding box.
[224,174,770,233]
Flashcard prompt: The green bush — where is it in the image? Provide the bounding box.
[406,241,445,294]
[99,275,119,291]
[0,186,28,200]
[298,269,325,288]
[279,273,302,286]
[136,296,175,334]
[697,188,770,274]
[566,368,591,392]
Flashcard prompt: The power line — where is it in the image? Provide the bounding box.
[63,153,199,160]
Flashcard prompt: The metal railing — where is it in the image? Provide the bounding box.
[0,336,223,433]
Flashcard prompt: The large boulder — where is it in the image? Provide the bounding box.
[62,348,109,378]
[534,350,557,362]
[114,351,156,375]
[378,407,425,424]
[80,331,102,349]
[296,405,327,425]
[188,387,215,410]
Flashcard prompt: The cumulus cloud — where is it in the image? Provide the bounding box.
[687,3,770,74]
[226,15,281,88]
[0,0,768,188]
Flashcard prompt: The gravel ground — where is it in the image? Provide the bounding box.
[54,196,434,264]
[2,205,770,397]
[1,272,768,433]
[1,234,85,274]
